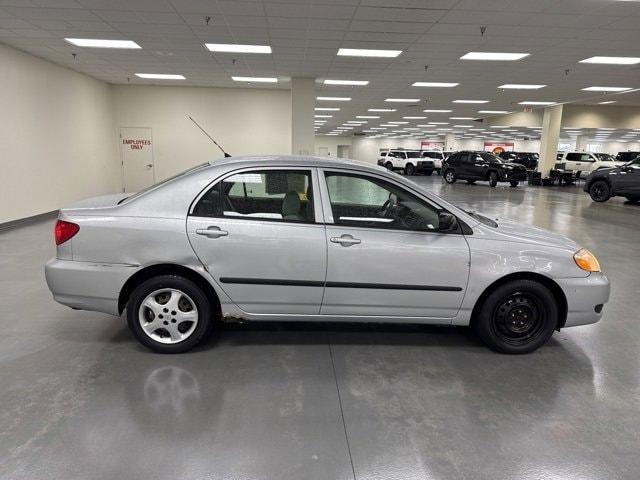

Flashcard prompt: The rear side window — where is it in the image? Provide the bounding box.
[192,170,314,223]
[566,153,581,161]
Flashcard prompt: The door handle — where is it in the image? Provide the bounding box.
[145,163,153,169]
[330,234,361,247]
[196,226,229,238]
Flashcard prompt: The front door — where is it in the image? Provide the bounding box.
[319,170,470,319]
[120,127,155,192]
[187,168,326,315]
[612,157,640,196]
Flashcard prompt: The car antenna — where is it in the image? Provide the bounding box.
[188,115,231,157]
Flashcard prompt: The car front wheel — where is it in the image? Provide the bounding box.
[474,279,558,354]
[488,171,499,187]
[127,275,213,353]
[589,180,611,202]
[444,169,457,183]
[405,163,415,176]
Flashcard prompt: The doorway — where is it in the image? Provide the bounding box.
[337,145,350,158]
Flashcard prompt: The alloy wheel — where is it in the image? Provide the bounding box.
[138,288,199,344]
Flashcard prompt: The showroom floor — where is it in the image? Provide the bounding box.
[1,177,639,480]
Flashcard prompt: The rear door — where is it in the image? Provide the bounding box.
[318,169,470,319]
[187,167,327,315]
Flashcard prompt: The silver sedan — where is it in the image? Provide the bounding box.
[45,155,610,354]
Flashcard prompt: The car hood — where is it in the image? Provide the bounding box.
[63,193,130,210]
[475,214,579,250]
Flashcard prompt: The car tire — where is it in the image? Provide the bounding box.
[589,180,611,202]
[385,161,394,171]
[127,275,213,353]
[405,163,415,176]
[510,181,519,187]
[444,169,457,184]
[488,171,499,187]
[473,279,558,354]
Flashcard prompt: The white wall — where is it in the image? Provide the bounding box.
[0,44,119,223]
[113,85,291,181]
[315,136,353,157]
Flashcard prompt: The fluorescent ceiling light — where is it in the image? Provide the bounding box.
[135,73,185,80]
[454,124,473,128]
[461,52,529,61]
[385,98,420,102]
[490,125,509,128]
[368,108,396,112]
[315,107,340,111]
[337,48,402,58]
[478,110,510,114]
[370,127,387,130]
[403,116,426,119]
[314,114,332,118]
[379,124,396,127]
[324,79,369,86]
[388,121,409,124]
[205,43,271,54]
[423,109,452,113]
[346,121,366,124]
[453,99,489,104]
[518,101,556,105]
[428,122,449,125]
[317,96,351,101]
[356,115,380,119]
[498,84,546,89]
[582,86,632,92]
[450,117,474,120]
[65,38,141,49]
[232,76,277,83]
[580,56,640,65]
[598,101,616,104]
[412,82,459,87]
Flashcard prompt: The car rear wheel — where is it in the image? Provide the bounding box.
[127,275,212,353]
[510,181,519,187]
[384,161,394,171]
[488,171,499,187]
[444,169,457,184]
[474,280,558,354]
[589,180,611,202]
[405,163,415,176]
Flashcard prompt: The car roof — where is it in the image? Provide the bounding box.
[206,154,386,173]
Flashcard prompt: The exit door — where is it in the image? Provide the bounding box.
[121,127,155,193]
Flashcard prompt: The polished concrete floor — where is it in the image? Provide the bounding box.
[1,177,639,480]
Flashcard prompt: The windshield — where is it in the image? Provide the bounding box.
[595,153,616,162]
[119,162,209,204]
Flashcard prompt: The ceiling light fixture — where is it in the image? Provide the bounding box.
[232,76,278,83]
[65,38,141,49]
[356,115,380,119]
[498,84,546,89]
[579,56,640,65]
[337,48,402,58]
[324,79,369,86]
[205,43,271,54]
[403,116,427,119]
[368,108,396,112]
[385,98,420,102]
[453,99,489,104]
[478,110,510,114]
[135,73,185,79]
[598,101,616,104]
[317,96,351,101]
[461,52,529,61]
[518,101,556,105]
[423,109,452,113]
[412,82,459,87]
[582,86,632,92]
[314,107,340,111]
[450,116,474,120]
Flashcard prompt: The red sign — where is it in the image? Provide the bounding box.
[421,141,445,150]
[122,138,151,150]
[484,142,514,154]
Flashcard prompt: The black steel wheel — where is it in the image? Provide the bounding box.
[474,279,558,354]
[589,180,611,202]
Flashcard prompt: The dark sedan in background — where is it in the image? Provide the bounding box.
[443,151,528,187]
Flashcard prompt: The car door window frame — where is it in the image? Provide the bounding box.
[189,166,324,225]
[318,167,460,235]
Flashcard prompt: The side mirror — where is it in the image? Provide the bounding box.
[438,212,458,233]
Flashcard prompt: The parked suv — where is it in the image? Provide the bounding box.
[499,151,539,170]
[377,149,435,175]
[420,150,445,174]
[558,152,622,178]
[443,151,528,187]
[584,155,640,202]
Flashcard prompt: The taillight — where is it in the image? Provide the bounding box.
[54,220,79,246]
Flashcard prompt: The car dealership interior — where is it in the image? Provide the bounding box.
[1,0,640,479]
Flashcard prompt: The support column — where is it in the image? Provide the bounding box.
[537,104,563,175]
[291,77,315,156]
[444,133,455,151]
[576,134,589,151]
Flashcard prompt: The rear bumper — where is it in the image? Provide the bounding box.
[557,272,611,327]
[45,258,138,316]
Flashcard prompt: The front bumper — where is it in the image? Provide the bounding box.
[501,169,528,181]
[45,258,139,316]
[556,272,611,327]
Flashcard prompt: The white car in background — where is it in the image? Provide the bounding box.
[558,151,623,178]
[420,151,445,174]
[377,149,435,176]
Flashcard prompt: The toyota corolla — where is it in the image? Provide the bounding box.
[45,155,610,354]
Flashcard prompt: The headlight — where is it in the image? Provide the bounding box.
[574,248,601,272]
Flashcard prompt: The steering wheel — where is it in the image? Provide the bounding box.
[378,193,398,218]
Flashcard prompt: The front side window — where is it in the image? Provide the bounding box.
[192,170,314,222]
[324,172,441,232]
[406,151,421,158]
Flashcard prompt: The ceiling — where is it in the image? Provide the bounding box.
[2,0,640,136]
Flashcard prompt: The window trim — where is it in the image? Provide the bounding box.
[318,168,456,234]
[189,166,323,225]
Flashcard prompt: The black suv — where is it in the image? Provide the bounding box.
[498,151,539,170]
[584,155,640,202]
[443,151,528,187]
